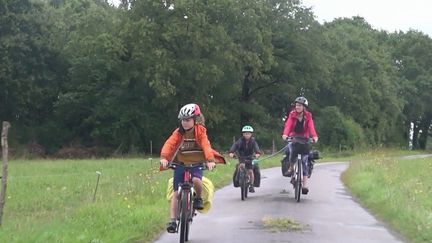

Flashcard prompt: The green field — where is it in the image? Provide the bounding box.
[1,150,431,242]
[343,153,432,243]
[1,158,167,242]
[0,156,283,243]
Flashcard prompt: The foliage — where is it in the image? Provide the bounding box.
[1,0,431,155]
[315,106,365,150]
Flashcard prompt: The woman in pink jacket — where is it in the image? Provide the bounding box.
[281,96,318,194]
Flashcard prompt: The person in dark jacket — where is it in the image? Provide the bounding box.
[229,125,262,193]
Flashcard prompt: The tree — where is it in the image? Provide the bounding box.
[390,31,432,149]
[0,0,64,151]
[319,17,404,146]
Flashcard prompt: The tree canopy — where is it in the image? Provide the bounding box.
[1,0,431,156]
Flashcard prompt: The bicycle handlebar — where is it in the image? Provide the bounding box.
[231,154,260,165]
[285,136,315,144]
[168,162,208,170]
[232,155,256,160]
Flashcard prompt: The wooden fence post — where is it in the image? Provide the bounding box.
[272,139,276,154]
[150,140,153,156]
[0,121,11,226]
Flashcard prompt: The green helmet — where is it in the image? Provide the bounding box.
[241,125,254,133]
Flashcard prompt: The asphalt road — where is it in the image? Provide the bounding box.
[154,162,405,243]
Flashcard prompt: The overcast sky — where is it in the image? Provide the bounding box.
[301,0,432,37]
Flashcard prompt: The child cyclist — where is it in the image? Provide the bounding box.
[282,96,318,194]
[160,103,225,233]
[229,125,262,193]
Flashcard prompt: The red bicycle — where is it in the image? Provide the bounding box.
[168,162,206,243]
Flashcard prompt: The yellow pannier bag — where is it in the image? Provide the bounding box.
[166,176,214,214]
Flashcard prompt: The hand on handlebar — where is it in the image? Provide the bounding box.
[206,161,216,171]
[160,158,169,168]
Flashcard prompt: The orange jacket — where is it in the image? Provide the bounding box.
[160,124,226,169]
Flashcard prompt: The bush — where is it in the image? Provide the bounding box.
[315,106,365,150]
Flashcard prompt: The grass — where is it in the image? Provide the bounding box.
[342,153,432,243]
[2,149,431,242]
[261,217,305,232]
[1,158,170,242]
[320,147,423,162]
[1,155,284,243]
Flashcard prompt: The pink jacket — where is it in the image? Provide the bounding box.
[282,110,318,138]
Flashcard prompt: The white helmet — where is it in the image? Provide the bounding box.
[242,125,254,133]
[178,103,201,119]
[294,96,308,107]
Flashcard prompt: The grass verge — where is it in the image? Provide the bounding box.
[342,154,432,243]
[0,156,283,243]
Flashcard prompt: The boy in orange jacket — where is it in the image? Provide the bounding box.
[160,103,225,233]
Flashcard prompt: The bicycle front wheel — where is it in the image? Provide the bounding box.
[185,191,194,241]
[295,159,302,202]
[179,190,190,243]
[240,171,247,201]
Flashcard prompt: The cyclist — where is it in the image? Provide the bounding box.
[160,103,225,233]
[281,96,318,194]
[229,125,262,193]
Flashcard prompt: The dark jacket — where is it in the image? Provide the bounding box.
[229,137,262,159]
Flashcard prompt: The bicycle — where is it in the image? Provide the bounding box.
[234,156,257,201]
[168,162,207,243]
[286,137,313,202]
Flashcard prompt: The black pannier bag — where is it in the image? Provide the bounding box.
[253,164,261,187]
[232,164,240,187]
[281,153,290,177]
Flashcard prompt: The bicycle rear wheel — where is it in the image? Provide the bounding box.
[179,191,189,243]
